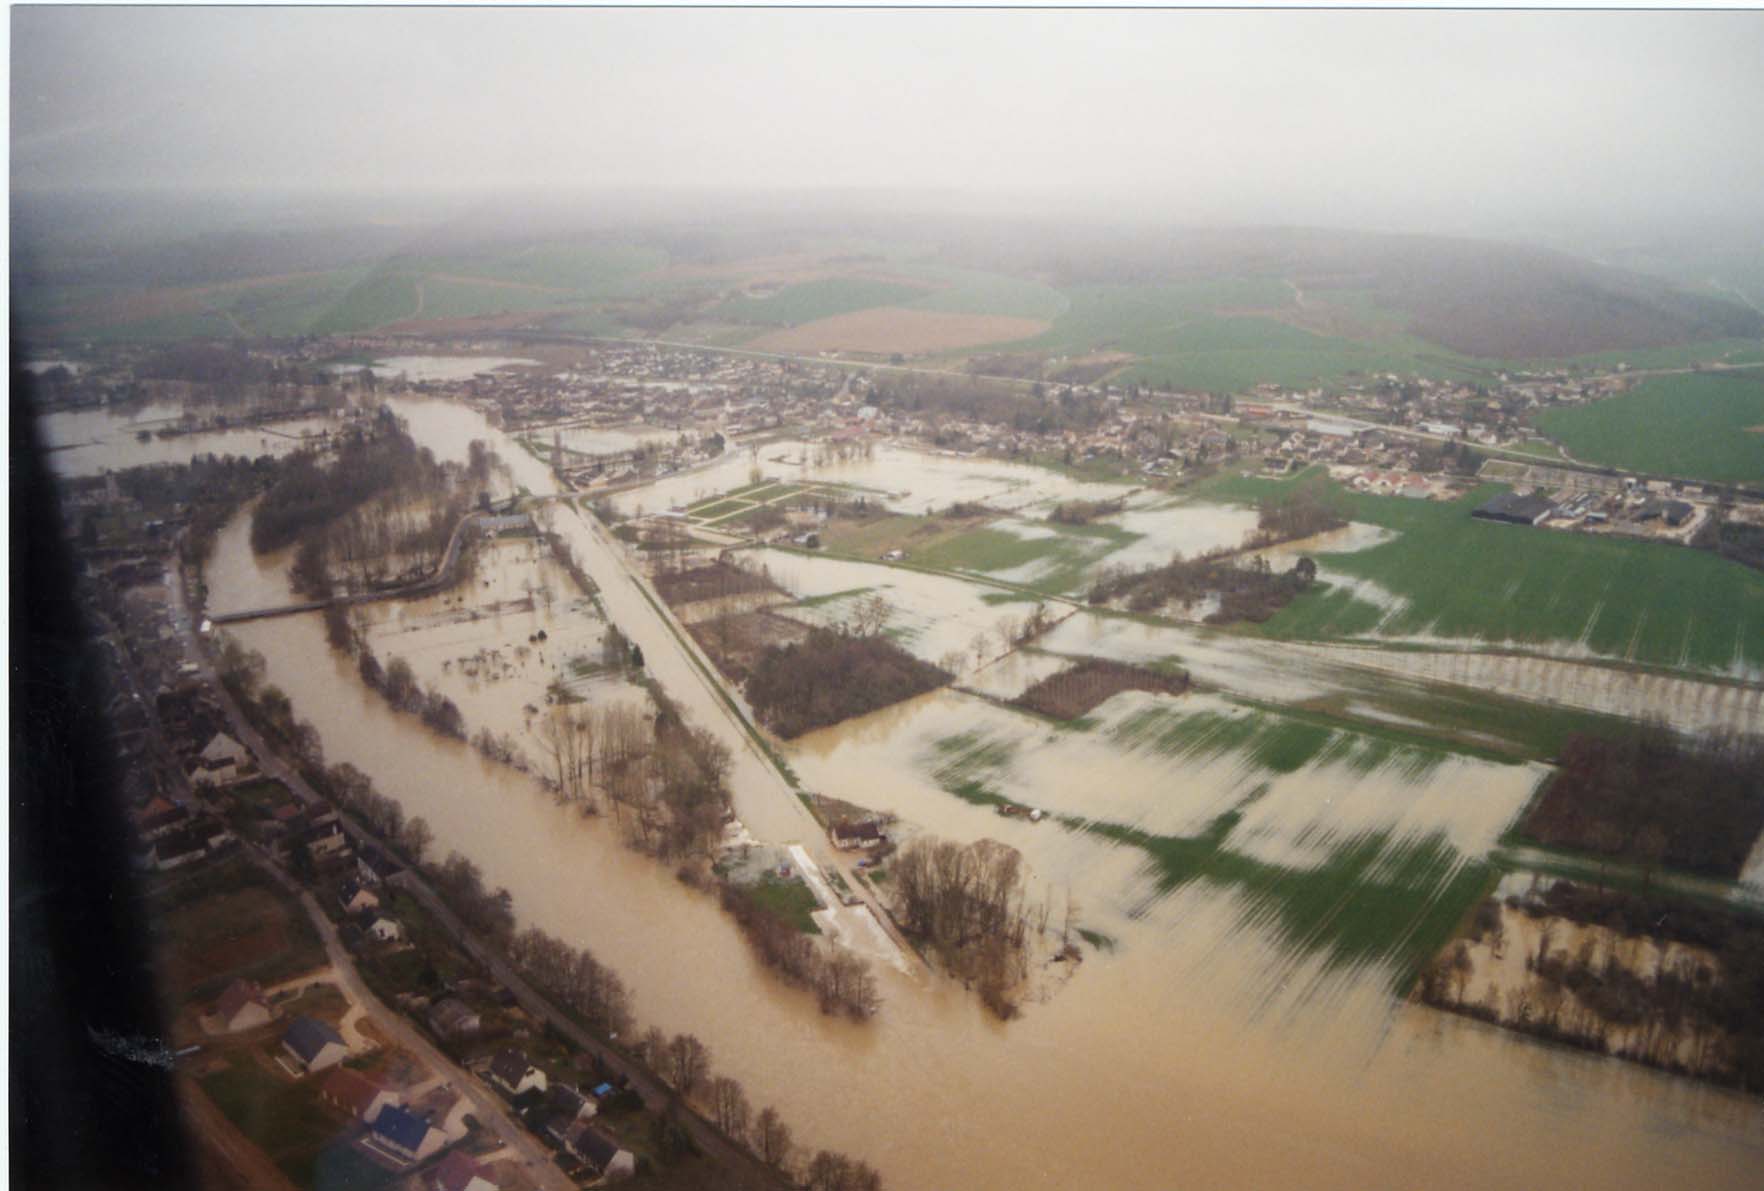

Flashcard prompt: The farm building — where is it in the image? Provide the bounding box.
[831,819,886,850]
[1471,491,1555,526]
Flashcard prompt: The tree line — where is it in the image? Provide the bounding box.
[890,836,1031,1019]
[1521,726,1764,879]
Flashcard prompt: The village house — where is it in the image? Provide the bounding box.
[212,978,273,1033]
[190,731,253,787]
[529,1082,597,1148]
[366,915,405,944]
[356,842,403,886]
[368,1103,446,1164]
[337,879,380,916]
[320,1066,401,1125]
[429,1150,500,1191]
[565,1123,636,1181]
[488,1049,548,1098]
[281,1016,349,1074]
[133,796,192,841]
[426,997,482,1040]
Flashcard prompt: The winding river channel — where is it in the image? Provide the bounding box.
[197,397,1764,1189]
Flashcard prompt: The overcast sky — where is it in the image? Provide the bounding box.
[11,6,1764,233]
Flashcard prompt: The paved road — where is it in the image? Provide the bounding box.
[542,501,919,967]
[278,866,574,1191]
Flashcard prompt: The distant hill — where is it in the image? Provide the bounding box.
[1011,226,1764,361]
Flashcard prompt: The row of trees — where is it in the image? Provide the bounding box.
[506,926,635,1039]
[718,884,881,1020]
[357,649,467,740]
[1087,548,1318,623]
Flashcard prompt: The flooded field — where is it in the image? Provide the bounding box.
[612,439,1133,517]
[196,395,1764,1190]
[37,402,339,478]
[750,545,1052,669]
[355,536,648,748]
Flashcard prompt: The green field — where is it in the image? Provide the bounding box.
[1535,372,1764,485]
[309,270,422,334]
[1196,472,1764,674]
[899,264,1071,321]
[994,282,1490,392]
[714,278,932,325]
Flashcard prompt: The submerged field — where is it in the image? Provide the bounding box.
[1535,372,1764,486]
[795,681,1543,1001]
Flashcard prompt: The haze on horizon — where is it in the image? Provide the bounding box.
[11,5,1764,242]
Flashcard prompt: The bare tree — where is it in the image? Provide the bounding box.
[666,1033,711,1099]
[754,1106,793,1169]
[710,1075,751,1142]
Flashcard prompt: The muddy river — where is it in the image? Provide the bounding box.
[198,397,1764,1189]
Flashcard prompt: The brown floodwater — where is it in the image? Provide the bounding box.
[208,397,1764,1189]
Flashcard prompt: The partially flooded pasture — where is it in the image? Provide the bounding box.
[792,684,1544,997]
[748,545,1048,668]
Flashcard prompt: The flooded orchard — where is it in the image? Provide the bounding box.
[208,397,1764,1189]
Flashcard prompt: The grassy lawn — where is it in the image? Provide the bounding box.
[308,1140,399,1191]
[200,1059,348,1186]
[1195,471,1764,675]
[1534,372,1764,485]
[688,499,752,521]
[229,777,292,811]
[903,521,1131,595]
[740,875,823,934]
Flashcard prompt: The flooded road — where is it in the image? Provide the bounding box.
[208,396,1764,1190]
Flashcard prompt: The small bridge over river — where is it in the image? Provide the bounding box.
[207,509,531,625]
